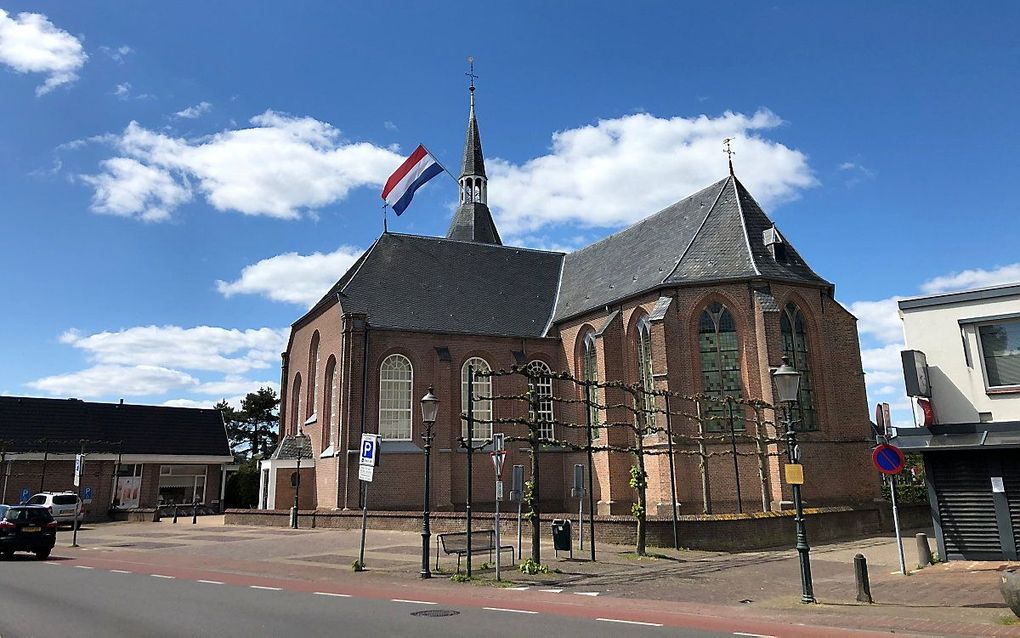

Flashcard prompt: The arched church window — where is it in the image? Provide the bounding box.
[582,331,600,438]
[307,331,320,420]
[379,354,413,440]
[291,373,302,436]
[698,302,743,432]
[635,315,656,432]
[781,303,818,431]
[526,360,554,441]
[323,356,337,449]
[461,357,492,441]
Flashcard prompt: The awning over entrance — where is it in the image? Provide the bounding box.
[891,422,1020,452]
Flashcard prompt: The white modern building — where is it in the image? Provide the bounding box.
[894,283,1020,561]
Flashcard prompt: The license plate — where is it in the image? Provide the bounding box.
[22,526,40,533]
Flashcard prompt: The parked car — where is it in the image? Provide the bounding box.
[0,505,57,559]
[24,492,83,527]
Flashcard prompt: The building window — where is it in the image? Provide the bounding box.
[323,356,337,448]
[291,373,302,436]
[461,357,493,441]
[979,320,1020,388]
[379,354,413,440]
[635,315,656,432]
[780,303,818,430]
[307,332,320,420]
[698,302,743,432]
[527,360,554,441]
[582,331,600,438]
[158,465,207,506]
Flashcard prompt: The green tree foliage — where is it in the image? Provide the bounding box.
[216,387,280,460]
[224,458,261,508]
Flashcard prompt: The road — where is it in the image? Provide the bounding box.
[0,557,731,638]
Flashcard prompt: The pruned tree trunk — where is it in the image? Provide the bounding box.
[753,405,771,512]
[696,399,712,514]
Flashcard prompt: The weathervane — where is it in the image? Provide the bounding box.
[723,137,735,176]
[466,56,478,92]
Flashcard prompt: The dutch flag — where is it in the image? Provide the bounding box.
[381,144,444,216]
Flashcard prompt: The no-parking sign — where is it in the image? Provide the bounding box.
[872,443,905,475]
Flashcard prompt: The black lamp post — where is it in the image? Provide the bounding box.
[772,356,815,604]
[419,386,439,579]
[291,428,307,529]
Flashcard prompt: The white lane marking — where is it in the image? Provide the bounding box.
[74,565,94,570]
[197,579,224,585]
[151,574,175,579]
[250,585,282,591]
[110,569,132,574]
[507,586,529,591]
[314,592,352,598]
[483,607,538,615]
[391,599,438,605]
[575,592,599,597]
[596,618,663,627]
[538,588,563,593]
[733,633,776,638]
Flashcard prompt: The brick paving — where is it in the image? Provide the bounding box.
[56,518,1020,636]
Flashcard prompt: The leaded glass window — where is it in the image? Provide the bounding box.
[780,303,817,431]
[308,331,320,419]
[461,358,493,440]
[582,331,600,438]
[527,360,554,441]
[636,315,656,433]
[379,354,412,440]
[698,302,743,432]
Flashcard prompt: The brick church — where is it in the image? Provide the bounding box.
[258,86,878,516]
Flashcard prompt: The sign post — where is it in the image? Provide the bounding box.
[357,433,380,570]
[872,442,907,575]
[572,464,585,550]
[72,451,84,547]
[490,434,506,581]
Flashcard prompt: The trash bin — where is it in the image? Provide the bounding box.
[551,518,572,555]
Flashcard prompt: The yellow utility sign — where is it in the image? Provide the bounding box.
[785,463,805,485]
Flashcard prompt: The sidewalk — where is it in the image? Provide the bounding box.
[59,518,1020,636]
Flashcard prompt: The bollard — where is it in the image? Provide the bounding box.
[854,553,873,604]
[915,533,933,568]
[192,501,198,525]
[172,505,178,524]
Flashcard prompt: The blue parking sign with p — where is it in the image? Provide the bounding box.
[20,488,30,503]
[359,434,379,467]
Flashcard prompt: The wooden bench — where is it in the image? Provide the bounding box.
[435,529,514,572]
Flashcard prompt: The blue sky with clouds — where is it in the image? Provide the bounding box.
[2,2,1019,422]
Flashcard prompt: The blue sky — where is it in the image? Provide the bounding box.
[2,2,1019,424]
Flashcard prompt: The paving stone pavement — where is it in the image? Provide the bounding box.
[57,517,1020,636]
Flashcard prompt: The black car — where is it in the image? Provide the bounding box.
[0,505,57,559]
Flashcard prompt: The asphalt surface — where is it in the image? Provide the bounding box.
[0,558,730,638]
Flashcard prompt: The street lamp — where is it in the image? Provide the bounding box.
[771,356,815,604]
[291,427,308,529]
[419,386,439,578]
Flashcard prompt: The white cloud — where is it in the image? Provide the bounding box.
[848,297,904,344]
[175,101,212,119]
[100,45,132,62]
[194,376,279,397]
[80,157,192,222]
[113,82,130,98]
[83,111,404,221]
[28,365,198,397]
[920,263,1020,295]
[384,120,398,131]
[0,9,87,95]
[58,325,288,374]
[216,245,363,306]
[487,109,815,235]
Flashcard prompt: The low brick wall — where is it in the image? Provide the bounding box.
[110,508,161,523]
[225,504,903,552]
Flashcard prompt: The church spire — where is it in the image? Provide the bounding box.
[446,57,502,245]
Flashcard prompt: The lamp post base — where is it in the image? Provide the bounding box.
[420,530,432,578]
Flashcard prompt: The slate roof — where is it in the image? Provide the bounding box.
[446,202,502,245]
[271,434,313,461]
[552,176,830,322]
[459,94,486,178]
[314,233,563,338]
[0,396,232,457]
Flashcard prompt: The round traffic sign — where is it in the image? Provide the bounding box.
[872,443,905,475]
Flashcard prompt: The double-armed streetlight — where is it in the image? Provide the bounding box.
[771,356,815,604]
[419,386,440,579]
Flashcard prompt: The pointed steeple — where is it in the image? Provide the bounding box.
[446,59,502,245]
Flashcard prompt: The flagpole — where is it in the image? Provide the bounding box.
[382,203,388,233]
[422,143,458,183]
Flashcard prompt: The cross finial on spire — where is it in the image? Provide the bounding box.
[466,56,478,91]
[723,137,736,176]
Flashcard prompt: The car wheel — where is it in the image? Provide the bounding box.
[35,549,51,560]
